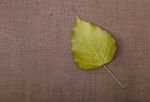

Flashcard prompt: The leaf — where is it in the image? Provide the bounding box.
[71,14,126,89]
[72,16,116,70]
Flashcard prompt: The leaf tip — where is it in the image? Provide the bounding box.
[75,15,80,21]
[72,7,81,21]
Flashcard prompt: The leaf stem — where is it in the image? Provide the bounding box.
[103,65,126,89]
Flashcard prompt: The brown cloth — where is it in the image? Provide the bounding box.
[0,0,150,102]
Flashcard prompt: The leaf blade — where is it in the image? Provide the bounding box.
[72,16,116,70]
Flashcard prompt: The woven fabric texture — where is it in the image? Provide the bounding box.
[0,0,150,102]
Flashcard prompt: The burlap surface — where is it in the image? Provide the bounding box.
[0,0,150,102]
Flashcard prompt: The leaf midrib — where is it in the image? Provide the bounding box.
[83,29,103,65]
[83,28,112,65]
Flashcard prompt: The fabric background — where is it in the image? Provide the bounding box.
[0,0,150,102]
